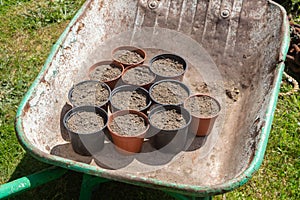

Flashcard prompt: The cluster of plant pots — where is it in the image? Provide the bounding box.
[63,46,221,156]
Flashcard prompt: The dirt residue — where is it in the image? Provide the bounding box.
[110,114,147,136]
[114,50,143,65]
[191,82,209,93]
[90,64,122,82]
[225,87,240,102]
[151,58,184,77]
[150,109,186,130]
[67,111,105,134]
[150,81,189,105]
[70,81,109,106]
[111,91,148,110]
[122,66,155,85]
[185,96,220,117]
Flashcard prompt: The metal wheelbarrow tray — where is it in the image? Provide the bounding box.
[15,0,289,197]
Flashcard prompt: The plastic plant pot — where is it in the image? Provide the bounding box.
[112,46,146,67]
[149,79,190,106]
[110,85,152,114]
[149,54,187,81]
[63,106,108,156]
[88,60,124,90]
[121,65,156,89]
[184,94,221,136]
[148,105,191,153]
[68,80,111,111]
[107,110,149,154]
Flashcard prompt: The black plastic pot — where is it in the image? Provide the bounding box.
[110,85,152,114]
[63,106,108,156]
[148,105,191,153]
[149,54,187,81]
[149,79,190,106]
[68,80,111,111]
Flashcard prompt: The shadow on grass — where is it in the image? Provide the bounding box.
[8,153,82,200]
[7,153,175,200]
[92,181,174,200]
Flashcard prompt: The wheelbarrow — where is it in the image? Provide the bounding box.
[1,0,289,199]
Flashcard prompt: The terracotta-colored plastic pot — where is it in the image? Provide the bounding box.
[88,60,124,90]
[184,94,221,136]
[112,46,146,67]
[121,65,156,90]
[149,54,187,81]
[63,106,108,156]
[107,110,149,154]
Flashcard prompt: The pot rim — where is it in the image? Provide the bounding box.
[184,93,221,119]
[111,46,146,66]
[148,105,192,132]
[149,53,187,78]
[63,105,108,135]
[68,80,111,107]
[149,79,191,106]
[107,109,150,138]
[121,64,156,87]
[110,85,152,112]
[87,60,124,82]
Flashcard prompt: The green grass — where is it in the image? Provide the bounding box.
[0,0,299,199]
[0,0,86,184]
[275,0,300,17]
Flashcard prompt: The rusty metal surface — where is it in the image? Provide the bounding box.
[15,0,289,196]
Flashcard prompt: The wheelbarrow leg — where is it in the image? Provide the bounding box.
[79,174,110,200]
[165,191,212,200]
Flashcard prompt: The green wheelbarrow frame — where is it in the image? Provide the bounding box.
[4,0,290,199]
[0,166,211,199]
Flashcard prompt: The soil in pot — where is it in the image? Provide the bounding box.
[150,81,189,105]
[122,66,155,86]
[70,81,110,106]
[110,113,147,136]
[111,90,148,111]
[66,111,105,134]
[150,109,187,130]
[89,63,122,82]
[113,50,144,65]
[151,58,184,77]
[185,95,220,117]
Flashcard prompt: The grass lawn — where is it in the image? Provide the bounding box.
[0,0,299,199]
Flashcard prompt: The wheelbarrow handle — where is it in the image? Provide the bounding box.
[0,167,67,199]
